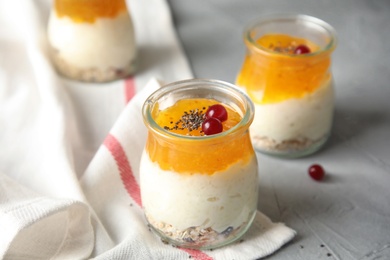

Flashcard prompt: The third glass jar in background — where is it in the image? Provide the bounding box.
[236,14,337,158]
[47,0,137,82]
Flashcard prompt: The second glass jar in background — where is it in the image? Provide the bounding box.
[236,14,337,158]
[140,79,258,250]
[47,0,137,82]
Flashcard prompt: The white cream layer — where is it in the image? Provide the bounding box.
[140,151,258,233]
[47,10,136,69]
[251,80,334,142]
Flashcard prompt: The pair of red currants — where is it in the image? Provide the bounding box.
[202,104,228,135]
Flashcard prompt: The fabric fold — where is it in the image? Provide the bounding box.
[0,174,94,260]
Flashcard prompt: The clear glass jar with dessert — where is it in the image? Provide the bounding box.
[47,0,137,82]
[236,14,337,158]
[140,79,258,250]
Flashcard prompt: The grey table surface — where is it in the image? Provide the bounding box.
[168,0,390,259]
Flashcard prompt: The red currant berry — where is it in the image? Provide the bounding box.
[294,44,311,55]
[205,104,228,122]
[202,117,223,135]
[308,164,325,181]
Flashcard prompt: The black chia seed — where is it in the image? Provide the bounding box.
[221,226,234,237]
[163,108,206,134]
[183,237,195,243]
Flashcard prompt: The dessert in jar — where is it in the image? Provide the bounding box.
[47,0,137,82]
[140,79,258,250]
[236,15,337,158]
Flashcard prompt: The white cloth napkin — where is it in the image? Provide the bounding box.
[0,0,295,259]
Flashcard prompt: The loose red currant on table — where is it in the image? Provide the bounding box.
[205,104,228,122]
[202,117,223,135]
[294,44,311,55]
[308,164,325,181]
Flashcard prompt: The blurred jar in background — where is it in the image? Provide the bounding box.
[236,14,337,158]
[47,0,137,82]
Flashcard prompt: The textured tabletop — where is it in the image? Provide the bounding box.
[168,0,390,259]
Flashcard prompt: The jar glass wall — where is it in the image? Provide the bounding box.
[236,14,337,158]
[47,0,137,82]
[140,79,258,250]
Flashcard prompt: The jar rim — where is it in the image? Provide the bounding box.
[142,78,255,141]
[244,14,337,58]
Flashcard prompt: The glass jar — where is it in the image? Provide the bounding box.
[236,14,337,158]
[140,79,258,250]
[47,0,137,82]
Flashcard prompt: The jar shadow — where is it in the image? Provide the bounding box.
[251,176,345,257]
[316,106,387,155]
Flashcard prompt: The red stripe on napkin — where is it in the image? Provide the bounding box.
[104,134,213,260]
[180,248,214,260]
[124,77,136,103]
[104,134,142,207]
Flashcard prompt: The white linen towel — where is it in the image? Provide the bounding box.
[0,0,295,259]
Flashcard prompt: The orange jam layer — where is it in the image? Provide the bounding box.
[236,34,331,104]
[146,98,254,175]
[54,0,127,23]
